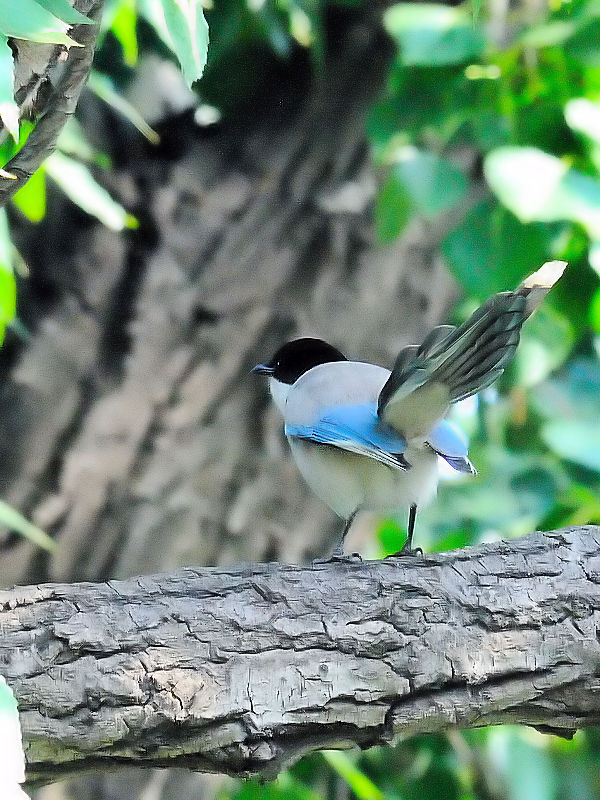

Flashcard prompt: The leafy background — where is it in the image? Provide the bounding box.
[3,0,600,799]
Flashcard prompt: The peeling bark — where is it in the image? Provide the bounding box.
[2,526,600,785]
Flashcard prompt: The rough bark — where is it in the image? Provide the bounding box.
[3,526,600,785]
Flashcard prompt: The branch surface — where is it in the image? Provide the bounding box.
[2,527,600,784]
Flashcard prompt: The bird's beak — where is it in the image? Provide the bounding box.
[251,363,275,376]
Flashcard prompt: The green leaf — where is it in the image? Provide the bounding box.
[368,65,471,152]
[0,677,17,714]
[163,0,209,85]
[87,71,159,144]
[532,358,600,424]
[322,751,384,800]
[588,239,600,279]
[470,0,482,24]
[442,198,551,299]
[0,209,12,271]
[34,0,93,25]
[288,1,326,70]
[489,728,558,800]
[0,675,28,799]
[57,116,111,166]
[12,167,46,222]
[0,0,81,46]
[377,516,408,554]
[138,0,209,87]
[565,19,600,68]
[513,304,574,387]
[565,98,600,146]
[484,146,600,238]
[557,483,600,523]
[0,35,18,141]
[375,172,413,243]
[513,100,572,157]
[383,3,485,66]
[45,151,137,231]
[0,119,34,172]
[0,209,16,341]
[542,420,600,472]
[227,774,322,800]
[0,499,55,551]
[519,21,576,49]
[376,147,468,242]
[590,286,600,332]
[392,147,468,216]
[108,0,138,65]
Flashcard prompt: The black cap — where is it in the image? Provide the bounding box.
[252,338,347,385]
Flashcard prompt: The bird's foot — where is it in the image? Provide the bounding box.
[385,543,423,558]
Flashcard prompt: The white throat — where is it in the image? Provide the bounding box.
[269,377,292,415]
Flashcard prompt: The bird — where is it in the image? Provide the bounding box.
[252,261,567,558]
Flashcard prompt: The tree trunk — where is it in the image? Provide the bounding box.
[4,527,600,786]
[1,13,460,584]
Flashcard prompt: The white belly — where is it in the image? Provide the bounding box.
[289,438,439,520]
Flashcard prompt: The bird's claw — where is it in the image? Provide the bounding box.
[385,544,423,558]
[312,550,363,565]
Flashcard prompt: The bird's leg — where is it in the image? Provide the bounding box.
[405,503,417,550]
[313,510,362,564]
[401,503,423,554]
[332,510,361,559]
[387,503,423,557]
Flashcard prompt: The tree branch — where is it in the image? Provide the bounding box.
[2,526,600,785]
[0,0,104,205]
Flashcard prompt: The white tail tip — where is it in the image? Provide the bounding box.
[520,260,567,290]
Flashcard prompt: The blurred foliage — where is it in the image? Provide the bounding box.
[370,0,600,560]
[219,728,600,800]
[2,0,600,798]
[367,1,600,797]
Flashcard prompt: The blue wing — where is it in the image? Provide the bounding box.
[285,403,410,470]
[428,419,476,474]
[285,403,475,475]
